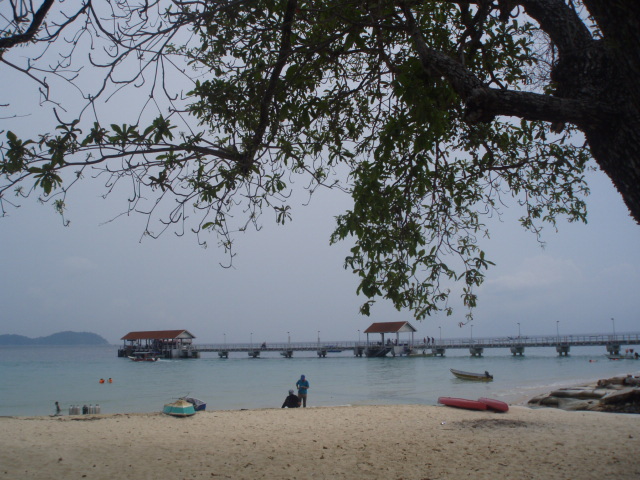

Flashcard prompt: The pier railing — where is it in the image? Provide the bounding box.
[119,332,640,358]
[190,332,640,352]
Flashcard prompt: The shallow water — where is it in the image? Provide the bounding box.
[1,344,637,416]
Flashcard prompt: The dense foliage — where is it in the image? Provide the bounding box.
[1,1,636,320]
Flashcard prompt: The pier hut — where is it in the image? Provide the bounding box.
[363,321,418,357]
[118,330,198,359]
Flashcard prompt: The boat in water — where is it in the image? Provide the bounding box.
[182,396,206,411]
[128,352,159,362]
[450,368,493,381]
[163,399,196,417]
[607,353,639,360]
[324,345,343,353]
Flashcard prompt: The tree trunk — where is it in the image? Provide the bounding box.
[574,1,640,224]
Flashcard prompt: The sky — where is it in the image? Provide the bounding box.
[1,159,638,345]
[1,4,639,345]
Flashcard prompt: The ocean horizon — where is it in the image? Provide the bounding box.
[1,344,639,417]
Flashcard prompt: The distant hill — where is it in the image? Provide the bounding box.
[0,331,109,346]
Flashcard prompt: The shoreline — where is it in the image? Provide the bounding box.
[1,404,639,479]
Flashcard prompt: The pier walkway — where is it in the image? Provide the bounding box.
[177,332,640,359]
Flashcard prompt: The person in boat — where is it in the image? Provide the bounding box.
[281,389,301,408]
[296,374,310,407]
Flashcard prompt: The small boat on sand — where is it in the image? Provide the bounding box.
[163,399,196,417]
[478,397,509,412]
[438,397,487,411]
[450,368,493,381]
[182,396,206,411]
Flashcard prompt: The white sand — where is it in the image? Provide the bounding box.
[1,405,639,479]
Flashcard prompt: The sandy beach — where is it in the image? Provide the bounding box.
[1,405,639,480]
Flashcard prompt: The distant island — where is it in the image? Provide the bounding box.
[0,331,109,346]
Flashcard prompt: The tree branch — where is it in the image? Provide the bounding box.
[400,1,615,128]
[0,0,56,53]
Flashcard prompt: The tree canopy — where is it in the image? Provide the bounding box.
[1,0,638,320]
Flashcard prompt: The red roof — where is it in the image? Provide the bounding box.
[121,330,195,341]
[363,322,417,334]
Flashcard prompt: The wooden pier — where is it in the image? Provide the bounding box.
[118,329,640,359]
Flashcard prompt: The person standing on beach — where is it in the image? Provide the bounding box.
[296,375,310,407]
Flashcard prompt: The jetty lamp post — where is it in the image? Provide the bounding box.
[250,332,253,348]
[470,324,473,343]
[439,326,442,343]
[317,330,320,347]
[287,331,290,347]
[224,333,226,347]
[358,329,360,344]
[517,322,521,338]
[556,321,560,342]
[611,317,616,340]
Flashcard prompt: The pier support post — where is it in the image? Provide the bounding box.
[556,344,570,356]
[317,349,327,358]
[248,350,261,358]
[510,345,525,356]
[469,347,484,357]
[281,350,293,358]
[606,343,621,355]
[432,347,446,357]
[354,346,365,357]
[218,351,229,358]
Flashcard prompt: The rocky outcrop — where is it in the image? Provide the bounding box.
[528,375,640,413]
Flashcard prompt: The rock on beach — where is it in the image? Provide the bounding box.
[528,374,640,413]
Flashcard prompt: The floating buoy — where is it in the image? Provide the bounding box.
[108,378,113,383]
[99,378,105,384]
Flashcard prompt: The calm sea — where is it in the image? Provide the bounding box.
[1,344,638,417]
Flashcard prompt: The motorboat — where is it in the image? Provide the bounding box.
[607,353,639,360]
[182,396,206,411]
[364,346,393,357]
[324,345,343,353]
[163,399,196,417]
[128,352,159,362]
[450,368,493,381]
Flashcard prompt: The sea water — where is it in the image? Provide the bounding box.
[1,344,638,417]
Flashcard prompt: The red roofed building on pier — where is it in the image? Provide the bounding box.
[363,321,418,357]
[118,330,198,359]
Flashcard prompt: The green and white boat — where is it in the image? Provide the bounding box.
[163,399,196,417]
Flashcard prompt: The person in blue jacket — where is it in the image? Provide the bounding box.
[296,374,310,407]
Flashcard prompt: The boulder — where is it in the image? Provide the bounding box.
[601,388,639,405]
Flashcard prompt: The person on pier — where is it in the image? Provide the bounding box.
[296,375,310,407]
[281,389,300,408]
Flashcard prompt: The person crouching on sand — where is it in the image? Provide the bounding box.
[281,389,300,408]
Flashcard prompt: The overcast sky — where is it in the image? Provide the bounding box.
[1,6,638,345]
[1,157,638,345]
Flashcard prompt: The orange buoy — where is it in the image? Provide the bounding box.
[99,378,105,384]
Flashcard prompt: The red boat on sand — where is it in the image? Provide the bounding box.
[478,397,509,412]
[438,397,488,411]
